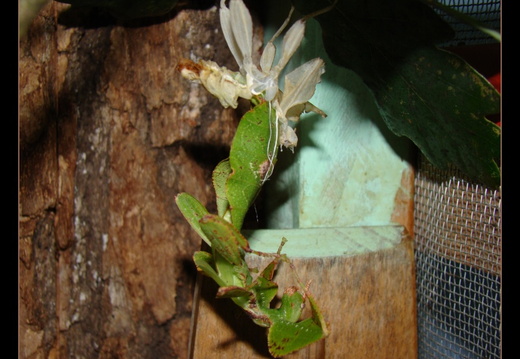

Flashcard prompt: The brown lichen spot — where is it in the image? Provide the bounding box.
[258,160,271,181]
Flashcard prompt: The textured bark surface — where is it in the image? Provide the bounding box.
[19,2,263,358]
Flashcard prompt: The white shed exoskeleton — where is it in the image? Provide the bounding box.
[179,0,330,153]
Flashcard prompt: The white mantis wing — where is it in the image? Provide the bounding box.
[270,58,325,151]
[279,58,325,119]
[259,18,306,102]
[273,19,306,74]
[259,42,276,74]
[219,0,253,71]
[259,6,294,73]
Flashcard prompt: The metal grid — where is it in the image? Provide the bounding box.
[414,155,501,359]
[435,0,501,47]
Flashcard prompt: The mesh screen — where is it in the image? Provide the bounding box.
[435,0,501,47]
[414,155,501,359]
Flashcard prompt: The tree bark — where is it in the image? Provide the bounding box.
[19,2,262,358]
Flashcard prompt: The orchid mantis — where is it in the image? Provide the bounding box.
[178,0,329,152]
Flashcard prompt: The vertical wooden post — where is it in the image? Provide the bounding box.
[188,14,417,359]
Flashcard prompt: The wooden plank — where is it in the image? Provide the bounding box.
[189,226,417,358]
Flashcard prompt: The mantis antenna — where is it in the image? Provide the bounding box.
[301,0,339,23]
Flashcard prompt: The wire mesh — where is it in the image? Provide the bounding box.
[435,0,501,47]
[414,155,501,359]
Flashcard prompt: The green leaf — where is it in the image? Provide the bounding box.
[268,317,326,358]
[375,47,500,187]
[260,288,305,324]
[251,276,279,309]
[306,291,330,336]
[214,250,248,289]
[276,289,305,323]
[199,214,250,267]
[267,285,329,357]
[193,251,226,287]
[175,193,210,246]
[227,101,278,230]
[212,159,232,219]
[293,0,500,187]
